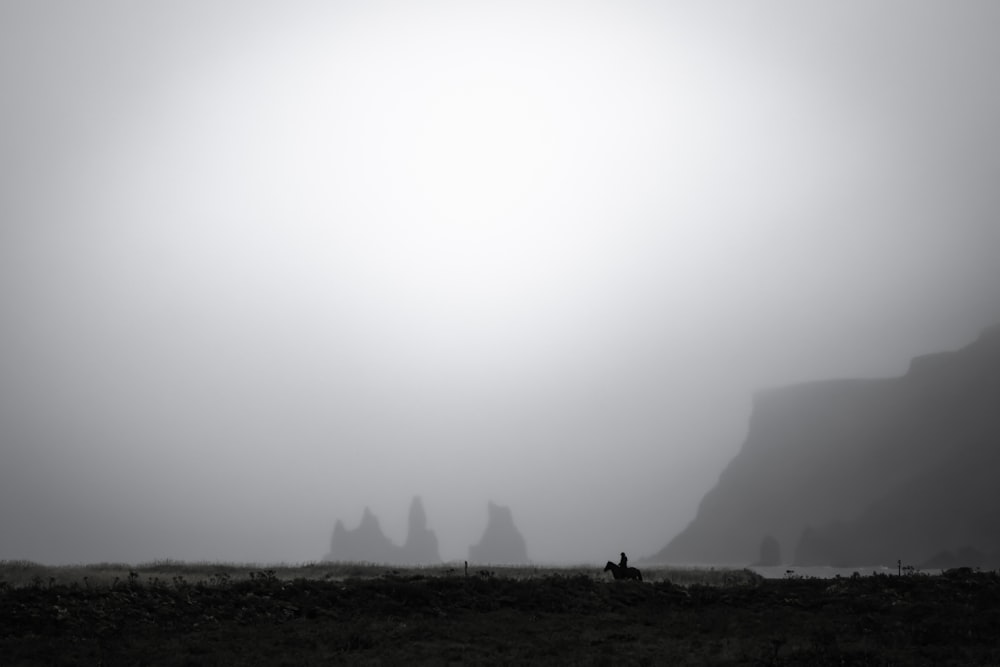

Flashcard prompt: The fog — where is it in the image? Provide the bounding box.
[2,0,998,565]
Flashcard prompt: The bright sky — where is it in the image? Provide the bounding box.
[1,0,999,565]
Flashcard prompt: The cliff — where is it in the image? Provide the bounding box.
[652,325,1000,568]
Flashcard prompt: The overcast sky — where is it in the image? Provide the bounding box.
[2,0,999,566]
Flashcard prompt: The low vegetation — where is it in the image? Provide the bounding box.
[2,560,998,665]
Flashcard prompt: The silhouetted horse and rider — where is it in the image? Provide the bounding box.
[604,551,642,581]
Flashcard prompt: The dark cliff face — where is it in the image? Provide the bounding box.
[653,326,1000,567]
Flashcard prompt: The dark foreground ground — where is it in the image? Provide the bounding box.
[2,563,999,665]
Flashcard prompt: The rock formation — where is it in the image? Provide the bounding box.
[468,501,529,565]
[326,507,398,563]
[755,535,781,567]
[325,496,441,565]
[652,325,1000,568]
[401,496,440,564]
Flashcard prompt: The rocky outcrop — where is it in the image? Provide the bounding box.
[326,507,398,563]
[325,497,441,565]
[755,535,781,567]
[402,496,440,564]
[653,325,1000,568]
[468,501,529,565]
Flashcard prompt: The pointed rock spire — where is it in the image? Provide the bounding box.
[468,501,529,565]
[325,496,441,565]
[402,496,441,565]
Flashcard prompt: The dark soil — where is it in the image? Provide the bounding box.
[2,568,999,665]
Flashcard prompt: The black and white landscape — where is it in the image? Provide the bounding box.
[1,1,999,569]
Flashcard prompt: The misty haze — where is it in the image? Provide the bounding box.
[2,0,999,573]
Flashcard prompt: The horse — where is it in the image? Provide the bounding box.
[604,561,643,581]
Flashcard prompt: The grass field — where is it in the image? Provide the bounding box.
[2,560,998,665]
[0,559,762,588]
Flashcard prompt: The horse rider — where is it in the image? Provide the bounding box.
[619,552,628,570]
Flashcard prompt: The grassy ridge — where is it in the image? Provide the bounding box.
[2,562,998,665]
